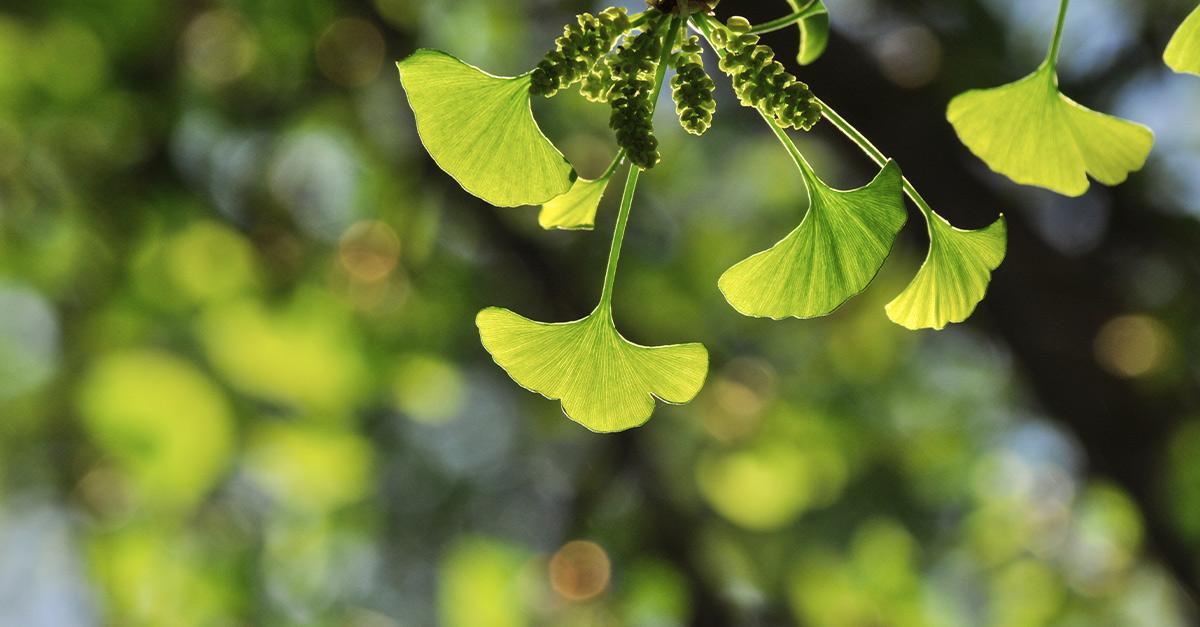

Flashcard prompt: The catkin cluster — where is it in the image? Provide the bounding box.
[671,37,716,136]
[530,8,632,98]
[712,16,822,131]
[608,16,668,169]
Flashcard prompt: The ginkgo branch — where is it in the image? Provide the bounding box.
[815,98,937,221]
[600,15,684,311]
[747,0,826,35]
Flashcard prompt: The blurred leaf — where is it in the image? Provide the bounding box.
[620,559,691,625]
[476,307,708,433]
[197,291,367,414]
[787,0,830,65]
[696,442,811,531]
[947,62,1153,197]
[78,350,234,511]
[90,525,237,626]
[246,423,373,512]
[392,353,466,424]
[440,537,530,627]
[886,215,1006,331]
[1165,5,1200,76]
[719,160,905,319]
[397,49,575,207]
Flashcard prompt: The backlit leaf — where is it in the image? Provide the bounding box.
[947,63,1153,197]
[1165,5,1200,76]
[788,0,830,65]
[719,160,906,319]
[539,171,615,231]
[397,49,575,207]
[477,307,708,433]
[886,214,1007,331]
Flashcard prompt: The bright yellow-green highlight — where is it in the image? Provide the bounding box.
[696,443,812,531]
[245,422,373,512]
[78,349,235,511]
[539,171,614,230]
[1165,5,1200,76]
[948,63,1153,197]
[719,160,906,319]
[886,214,1006,331]
[476,306,708,433]
[440,537,530,627]
[165,221,260,304]
[397,49,575,207]
[89,525,236,627]
[198,292,367,414]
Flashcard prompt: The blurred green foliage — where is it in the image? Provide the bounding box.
[0,0,1197,626]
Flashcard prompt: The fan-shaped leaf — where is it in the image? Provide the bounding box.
[719,160,906,319]
[886,214,1007,331]
[947,63,1153,197]
[539,171,615,231]
[1165,5,1200,76]
[397,49,575,207]
[476,307,708,433]
[788,0,830,65]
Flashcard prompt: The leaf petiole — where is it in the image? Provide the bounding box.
[599,15,684,312]
[747,0,826,35]
[1048,0,1070,68]
[815,98,937,221]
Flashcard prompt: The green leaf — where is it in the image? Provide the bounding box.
[1165,5,1200,76]
[719,160,906,319]
[538,169,616,231]
[886,214,1007,331]
[397,49,575,207]
[476,307,708,433]
[947,63,1154,197]
[788,0,830,65]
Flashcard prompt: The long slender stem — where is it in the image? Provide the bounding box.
[1048,0,1070,68]
[600,151,625,180]
[599,15,683,311]
[694,12,939,224]
[816,98,936,220]
[748,0,825,35]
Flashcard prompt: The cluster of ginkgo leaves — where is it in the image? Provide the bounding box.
[396,0,1200,433]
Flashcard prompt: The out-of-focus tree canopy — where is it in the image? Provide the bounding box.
[1,0,1199,625]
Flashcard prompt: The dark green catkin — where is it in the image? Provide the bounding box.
[609,15,667,169]
[530,8,632,98]
[671,37,716,136]
[712,16,821,131]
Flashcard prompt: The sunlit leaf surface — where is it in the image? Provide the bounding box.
[886,214,1007,331]
[397,49,575,207]
[947,63,1153,197]
[719,160,906,319]
[539,171,614,230]
[1165,5,1200,76]
[477,307,708,433]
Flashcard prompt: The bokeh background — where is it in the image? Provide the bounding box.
[1,0,1199,624]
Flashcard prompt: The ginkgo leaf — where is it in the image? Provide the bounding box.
[397,49,575,207]
[1165,5,1200,76]
[539,170,616,231]
[947,63,1153,197]
[788,0,830,65]
[476,307,708,433]
[719,160,906,319]
[886,214,1007,331]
